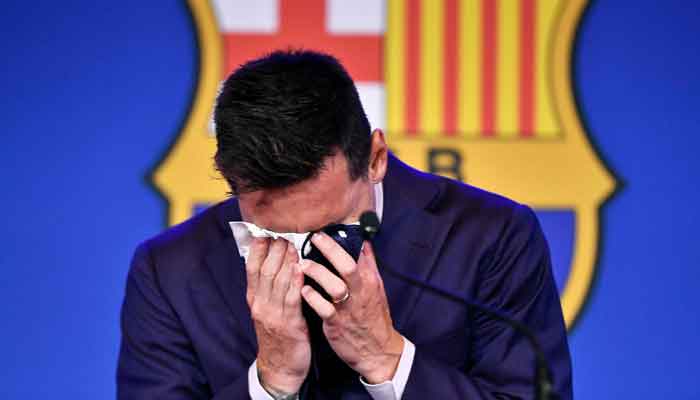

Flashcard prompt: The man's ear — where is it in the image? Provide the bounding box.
[368,129,388,183]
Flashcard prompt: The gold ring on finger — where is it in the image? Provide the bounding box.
[332,290,350,305]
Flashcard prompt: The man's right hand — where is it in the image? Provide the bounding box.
[246,238,311,394]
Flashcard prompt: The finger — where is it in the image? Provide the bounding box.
[357,240,380,275]
[286,239,300,264]
[257,239,288,301]
[299,259,348,301]
[245,237,270,301]
[310,232,358,282]
[271,242,297,305]
[283,262,304,315]
[357,240,383,289]
[301,285,336,320]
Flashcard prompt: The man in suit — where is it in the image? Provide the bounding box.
[117,50,572,399]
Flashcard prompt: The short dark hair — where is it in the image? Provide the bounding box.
[214,49,372,194]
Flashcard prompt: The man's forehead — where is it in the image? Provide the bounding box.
[236,153,359,231]
[249,179,327,206]
[239,186,344,232]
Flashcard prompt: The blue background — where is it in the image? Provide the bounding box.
[1,1,698,398]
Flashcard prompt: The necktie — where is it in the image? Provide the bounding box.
[301,224,371,399]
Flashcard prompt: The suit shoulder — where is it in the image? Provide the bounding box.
[429,176,544,249]
[132,199,236,276]
[387,156,531,227]
[433,175,529,222]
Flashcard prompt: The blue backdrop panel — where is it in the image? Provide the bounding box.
[0,2,195,398]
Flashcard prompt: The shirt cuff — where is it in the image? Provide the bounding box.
[248,360,275,400]
[360,336,416,400]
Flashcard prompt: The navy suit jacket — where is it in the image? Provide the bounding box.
[117,156,573,399]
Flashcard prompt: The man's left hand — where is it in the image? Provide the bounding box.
[299,231,404,384]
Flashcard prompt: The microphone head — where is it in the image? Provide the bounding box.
[359,211,380,240]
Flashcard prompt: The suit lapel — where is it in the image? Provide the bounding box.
[375,155,453,333]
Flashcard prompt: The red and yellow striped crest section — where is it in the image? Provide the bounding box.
[386,0,561,139]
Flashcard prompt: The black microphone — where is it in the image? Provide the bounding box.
[359,211,556,400]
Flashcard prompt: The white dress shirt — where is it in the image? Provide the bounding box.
[230,183,415,400]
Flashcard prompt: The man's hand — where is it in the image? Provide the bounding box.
[300,232,404,384]
[247,238,310,394]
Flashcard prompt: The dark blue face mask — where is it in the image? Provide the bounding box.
[300,224,364,302]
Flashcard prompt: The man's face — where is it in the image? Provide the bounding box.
[237,153,373,233]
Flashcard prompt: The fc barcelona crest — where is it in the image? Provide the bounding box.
[153,0,616,329]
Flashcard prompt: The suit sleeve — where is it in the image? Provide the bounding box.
[401,205,573,399]
[117,242,250,399]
